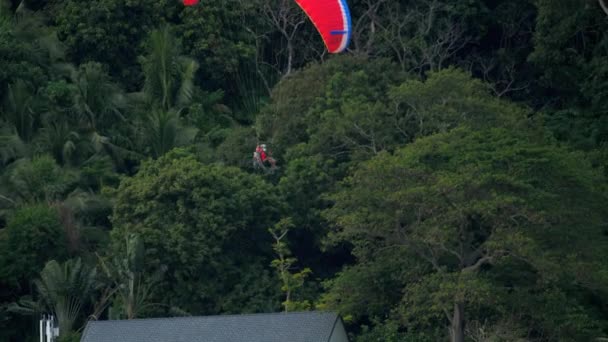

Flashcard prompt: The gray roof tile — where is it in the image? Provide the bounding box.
[81,311,343,342]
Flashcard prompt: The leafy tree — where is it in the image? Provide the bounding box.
[319,249,415,324]
[176,0,263,93]
[34,258,97,335]
[269,218,312,312]
[256,55,405,160]
[108,149,283,314]
[138,25,199,112]
[530,0,608,151]
[529,0,607,104]
[2,79,44,143]
[42,62,136,169]
[141,109,198,159]
[51,0,168,89]
[276,155,340,275]
[373,0,483,74]
[98,233,163,319]
[1,0,608,339]
[1,155,78,205]
[57,62,126,133]
[0,2,57,92]
[213,125,258,169]
[388,67,525,140]
[0,124,27,166]
[129,26,200,159]
[325,127,608,341]
[0,204,67,289]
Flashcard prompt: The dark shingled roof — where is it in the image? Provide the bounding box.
[80,311,344,342]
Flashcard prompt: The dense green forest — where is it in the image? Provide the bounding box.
[1,0,607,341]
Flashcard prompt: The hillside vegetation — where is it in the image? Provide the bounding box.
[1,0,607,341]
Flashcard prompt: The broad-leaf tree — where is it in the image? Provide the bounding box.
[108,149,283,314]
[325,127,608,341]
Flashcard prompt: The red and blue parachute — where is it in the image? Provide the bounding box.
[182,0,352,53]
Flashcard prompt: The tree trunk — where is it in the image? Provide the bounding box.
[286,41,294,76]
[450,302,465,342]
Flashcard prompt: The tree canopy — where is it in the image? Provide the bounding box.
[1,0,607,341]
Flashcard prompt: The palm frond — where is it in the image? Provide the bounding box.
[7,296,41,316]
[64,62,126,130]
[0,124,27,165]
[141,25,201,112]
[63,189,111,218]
[36,120,79,165]
[176,58,199,108]
[35,258,97,333]
[0,0,10,19]
[3,79,38,142]
[97,235,162,319]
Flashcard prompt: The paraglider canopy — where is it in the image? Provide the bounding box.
[181,0,352,53]
[293,0,351,53]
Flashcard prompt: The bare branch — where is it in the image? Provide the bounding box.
[462,255,492,274]
[350,0,388,55]
[0,194,16,205]
[437,241,464,263]
[600,0,608,16]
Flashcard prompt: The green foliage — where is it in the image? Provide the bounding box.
[2,79,43,142]
[109,149,283,313]
[57,331,82,342]
[355,321,441,342]
[258,60,527,168]
[325,127,608,340]
[0,124,27,166]
[269,218,312,312]
[319,250,418,324]
[140,109,198,159]
[0,204,67,287]
[256,55,405,160]
[275,155,341,276]
[530,0,608,151]
[58,62,127,132]
[98,233,162,319]
[35,258,97,334]
[52,0,166,88]
[529,0,607,100]
[0,7,51,92]
[1,0,608,340]
[176,0,263,92]
[213,125,257,168]
[3,155,78,204]
[388,68,526,136]
[139,26,199,112]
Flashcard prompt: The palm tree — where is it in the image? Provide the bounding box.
[98,234,163,319]
[138,25,199,112]
[32,258,96,335]
[57,62,127,132]
[131,26,200,158]
[0,123,27,165]
[3,154,77,204]
[143,109,199,158]
[2,79,42,142]
[35,119,80,166]
[49,62,144,170]
[1,0,66,67]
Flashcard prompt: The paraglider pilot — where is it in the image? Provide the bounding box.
[254,144,277,170]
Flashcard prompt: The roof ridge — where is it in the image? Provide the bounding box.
[88,310,338,324]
